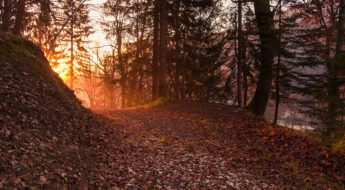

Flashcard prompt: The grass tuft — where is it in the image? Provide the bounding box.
[332,136,345,155]
[125,97,170,110]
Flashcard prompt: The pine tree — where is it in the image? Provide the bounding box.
[168,0,224,101]
[276,0,345,144]
[59,0,93,89]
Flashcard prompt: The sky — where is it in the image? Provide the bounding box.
[89,0,110,53]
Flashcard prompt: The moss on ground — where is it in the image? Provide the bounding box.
[0,34,75,102]
[126,97,171,110]
[333,136,345,155]
[0,35,48,70]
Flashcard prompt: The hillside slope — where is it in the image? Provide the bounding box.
[0,35,98,188]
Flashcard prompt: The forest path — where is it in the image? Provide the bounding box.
[88,102,343,189]
[88,102,277,189]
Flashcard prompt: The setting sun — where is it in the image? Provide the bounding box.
[49,57,71,82]
[53,62,70,81]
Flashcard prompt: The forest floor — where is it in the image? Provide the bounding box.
[1,35,345,189]
[87,101,345,189]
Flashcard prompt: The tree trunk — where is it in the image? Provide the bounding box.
[152,0,160,101]
[117,29,126,109]
[326,78,340,140]
[1,0,11,32]
[180,29,187,99]
[243,32,249,106]
[13,0,26,36]
[243,65,248,106]
[237,0,243,107]
[174,1,182,100]
[248,0,276,116]
[325,0,345,142]
[336,0,345,56]
[159,0,168,97]
[273,56,281,125]
[69,3,75,90]
[133,5,140,105]
[274,0,283,126]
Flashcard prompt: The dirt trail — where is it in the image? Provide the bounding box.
[88,102,345,189]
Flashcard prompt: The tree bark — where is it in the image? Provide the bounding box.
[274,0,282,126]
[174,1,182,100]
[117,29,127,109]
[237,0,244,107]
[243,32,249,106]
[133,4,140,105]
[159,0,168,97]
[13,0,26,36]
[273,53,281,126]
[248,0,276,116]
[336,0,345,56]
[152,0,160,101]
[325,0,345,142]
[1,0,11,32]
[69,2,75,90]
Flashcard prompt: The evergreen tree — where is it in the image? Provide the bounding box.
[274,0,345,144]
[58,0,93,89]
[168,0,224,101]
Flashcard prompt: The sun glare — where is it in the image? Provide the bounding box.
[51,60,70,82]
[121,46,127,53]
